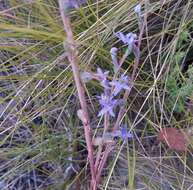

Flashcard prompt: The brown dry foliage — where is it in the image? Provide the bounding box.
[157,127,189,151]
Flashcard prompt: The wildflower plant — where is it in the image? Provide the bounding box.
[78,3,143,188]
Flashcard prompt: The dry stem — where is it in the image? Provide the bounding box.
[58,0,96,188]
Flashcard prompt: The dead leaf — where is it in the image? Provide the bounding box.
[157,127,189,151]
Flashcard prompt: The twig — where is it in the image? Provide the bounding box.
[58,0,96,188]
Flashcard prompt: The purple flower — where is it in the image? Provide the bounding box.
[64,0,87,9]
[114,32,137,46]
[114,32,139,65]
[98,94,117,117]
[110,47,119,73]
[96,68,109,80]
[112,126,133,140]
[114,32,137,59]
[110,74,130,95]
[126,33,137,46]
[134,4,141,15]
[114,32,128,44]
[96,68,110,89]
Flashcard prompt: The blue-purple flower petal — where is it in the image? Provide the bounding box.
[96,68,110,89]
[98,94,117,117]
[134,4,141,15]
[114,32,128,44]
[114,31,137,47]
[110,74,130,95]
[65,0,87,9]
[112,126,133,140]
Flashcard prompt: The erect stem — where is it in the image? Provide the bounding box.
[58,0,96,188]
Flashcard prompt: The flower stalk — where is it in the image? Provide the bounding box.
[95,4,145,183]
